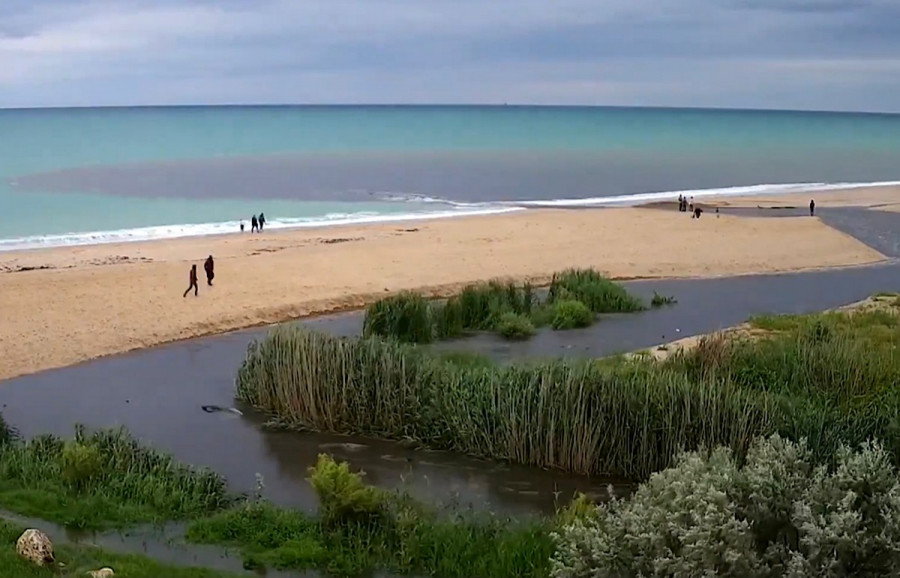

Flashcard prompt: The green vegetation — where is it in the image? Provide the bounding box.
[550,300,593,330]
[552,435,900,577]
[0,518,238,578]
[650,291,677,307]
[0,426,233,530]
[496,312,537,339]
[238,300,900,479]
[237,326,768,479]
[362,269,654,343]
[187,454,554,578]
[547,269,645,314]
[362,291,433,344]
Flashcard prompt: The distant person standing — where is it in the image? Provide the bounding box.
[809,199,816,216]
[183,264,199,297]
[204,255,215,286]
[251,214,259,233]
[258,212,266,232]
[240,220,245,233]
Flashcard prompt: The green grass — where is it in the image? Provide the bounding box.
[237,327,769,479]
[548,269,646,313]
[550,300,594,330]
[363,292,433,344]
[187,455,554,578]
[0,518,239,578]
[360,269,649,343]
[496,312,536,340]
[0,426,234,530]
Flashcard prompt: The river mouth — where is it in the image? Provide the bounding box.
[1,208,899,519]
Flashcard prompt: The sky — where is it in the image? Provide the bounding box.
[1,0,900,112]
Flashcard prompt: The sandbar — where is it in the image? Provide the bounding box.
[0,207,886,381]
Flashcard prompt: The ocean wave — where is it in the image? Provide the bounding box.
[0,206,522,252]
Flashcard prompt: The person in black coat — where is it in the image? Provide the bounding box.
[204,255,215,286]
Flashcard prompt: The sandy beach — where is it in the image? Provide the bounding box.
[695,184,900,210]
[0,205,887,381]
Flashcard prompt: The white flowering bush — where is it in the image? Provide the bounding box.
[551,435,900,578]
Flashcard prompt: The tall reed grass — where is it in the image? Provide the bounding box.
[548,269,645,313]
[362,270,647,343]
[237,327,770,479]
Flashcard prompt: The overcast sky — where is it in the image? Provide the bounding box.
[2,0,900,111]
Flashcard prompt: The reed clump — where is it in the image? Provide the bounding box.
[548,269,645,313]
[0,425,233,529]
[362,269,651,343]
[236,327,770,480]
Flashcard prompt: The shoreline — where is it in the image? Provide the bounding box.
[3,182,899,254]
[0,203,889,381]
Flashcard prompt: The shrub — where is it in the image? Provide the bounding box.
[363,292,433,343]
[551,300,594,330]
[308,454,386,528]
[549,269,645,313]
[496,312,536,340]
[550,435,900,578]
[60,441,103,492]
[458,281,533,330]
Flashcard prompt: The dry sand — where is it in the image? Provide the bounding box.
[0,207,886,381]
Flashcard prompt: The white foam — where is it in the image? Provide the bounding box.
[508,181,900,208]
[3,180,898,252]
[0,205,523,252]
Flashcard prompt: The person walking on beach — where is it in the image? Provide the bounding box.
[251,214,259,233]
[204,255,215,286]
[809,199,816,216]
[258,212,266,232]
[240,220,245,233]
[183,264,199,297]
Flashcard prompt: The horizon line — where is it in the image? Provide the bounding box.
[2,103,899,116]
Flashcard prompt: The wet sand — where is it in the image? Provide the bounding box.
[0,207,885,380]
[694,183,900,211]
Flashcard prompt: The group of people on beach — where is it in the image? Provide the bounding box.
[183,255,215,298]
[240,213,266,233]
[677,195,705,219]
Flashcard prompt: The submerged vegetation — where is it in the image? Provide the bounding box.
[0,426,232,530]
[362,268,653,343]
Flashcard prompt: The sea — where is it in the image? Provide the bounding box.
[1,105,899,252]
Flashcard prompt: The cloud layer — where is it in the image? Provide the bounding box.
[2,0,899,111]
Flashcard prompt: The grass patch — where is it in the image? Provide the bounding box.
[187,454,554,578]
[0,426,233,530]
[361,269,647,343]
[363,292,433,344]
[550,300,594,330]
[0,518,239,578]
[548,269,645,313]
[650,291,677,307]
[237,327,770,479]
[496,312,536,340]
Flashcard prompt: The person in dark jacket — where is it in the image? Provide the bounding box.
[258,212,266,232]
[204,255,215,286]
[809,199,816,216]
[251,214,259,233]
[183,264,199,297]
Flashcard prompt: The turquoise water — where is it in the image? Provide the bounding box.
[2,106,899,250]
